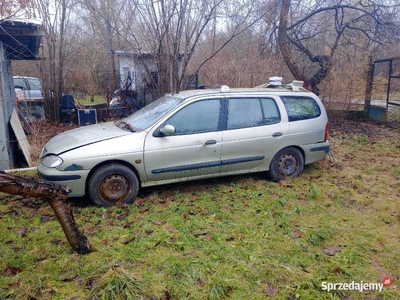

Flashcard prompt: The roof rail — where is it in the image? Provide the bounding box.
[196,84,230,92]
[197,84,225,89]
[256,76,283,88]
[256,77,307,92]
[284,80,305,92]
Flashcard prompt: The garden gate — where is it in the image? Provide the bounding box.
[368,57,400,127]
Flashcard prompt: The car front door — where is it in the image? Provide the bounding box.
[220,97,288,174]
[143,98,223,182]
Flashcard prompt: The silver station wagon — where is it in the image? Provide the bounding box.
[38,80,330,206]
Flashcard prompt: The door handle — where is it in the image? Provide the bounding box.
[205,140,217,145]
[272,132,283,137]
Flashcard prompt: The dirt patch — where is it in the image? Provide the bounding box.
[330,119,400,139]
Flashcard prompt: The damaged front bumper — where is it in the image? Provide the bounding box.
[38,163,89,197]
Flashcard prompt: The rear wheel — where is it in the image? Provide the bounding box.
[88,163,139,207]
[269,147,304,182]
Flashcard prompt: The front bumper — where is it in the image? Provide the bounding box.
[37,163,90,197]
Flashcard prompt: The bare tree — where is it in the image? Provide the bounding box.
[67,0,115,94]
[0,0,31,17]
[275,0,400,93]
[197,27,289,87]
[82,0,266,96]
[33,0,75,122]
[0,1,68,122]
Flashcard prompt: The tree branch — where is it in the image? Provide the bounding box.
[0,171,91,254]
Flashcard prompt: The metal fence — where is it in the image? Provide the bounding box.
[371,58,400,128]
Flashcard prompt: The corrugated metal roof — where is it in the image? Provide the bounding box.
[0,19,44,60]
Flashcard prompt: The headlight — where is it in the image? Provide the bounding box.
[41,154,63,168]
[39,146,47,158]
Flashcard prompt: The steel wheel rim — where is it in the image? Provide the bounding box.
[98,173,133,205]
[277,152,299,177]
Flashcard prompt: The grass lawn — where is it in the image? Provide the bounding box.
[75,95,107,106]
[0,121,399,299]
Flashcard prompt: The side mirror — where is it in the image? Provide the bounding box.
[160,124,176,136]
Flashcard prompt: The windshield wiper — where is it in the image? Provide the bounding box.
[116,120,135,132]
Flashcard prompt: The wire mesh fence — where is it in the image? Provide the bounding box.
[371,58,400,128]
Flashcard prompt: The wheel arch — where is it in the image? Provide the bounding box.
[85,159,141,196]
[292,145,305,161]
[270,145,305,166]
[268,145,306,182]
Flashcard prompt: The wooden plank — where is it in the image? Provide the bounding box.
[10,108,31,166]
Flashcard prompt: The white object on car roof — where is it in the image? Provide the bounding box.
[269,76,283,86]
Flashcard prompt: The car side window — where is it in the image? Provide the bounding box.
[227,98,263,130]
[227,98,280,130]
[166,99,220,135]
[260,98,281,124]
[281,96,321,121]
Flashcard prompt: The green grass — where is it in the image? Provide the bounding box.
[76,95,107,106]
[1,121,399,299]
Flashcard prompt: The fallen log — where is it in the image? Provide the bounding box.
[0,171,91,254]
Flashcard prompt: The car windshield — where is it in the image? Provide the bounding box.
[13,77,42,90]
[27,78,42,90]
[118,95,183,131]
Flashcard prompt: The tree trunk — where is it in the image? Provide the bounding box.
[57,0,67,120]
[278,0,310,89]
[0,171,91,254]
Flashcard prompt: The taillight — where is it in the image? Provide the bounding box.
[324,122,329,141]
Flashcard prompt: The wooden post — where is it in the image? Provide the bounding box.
[0,43,16,169]
[364,56,374,115]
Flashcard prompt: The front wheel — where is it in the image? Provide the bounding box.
[269,147,304,182]
[88,163,139,207]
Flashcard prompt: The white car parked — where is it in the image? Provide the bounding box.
[38,80,330,206]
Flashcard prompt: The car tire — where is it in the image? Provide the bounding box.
[269,147,304,182]
[88,163,139,207]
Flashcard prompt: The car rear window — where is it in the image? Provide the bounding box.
[280,96,321,121]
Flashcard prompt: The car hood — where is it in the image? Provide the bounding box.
[41,122,132,155]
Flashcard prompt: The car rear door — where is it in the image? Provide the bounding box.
[143,98,223,182]
[220,96,289,174]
